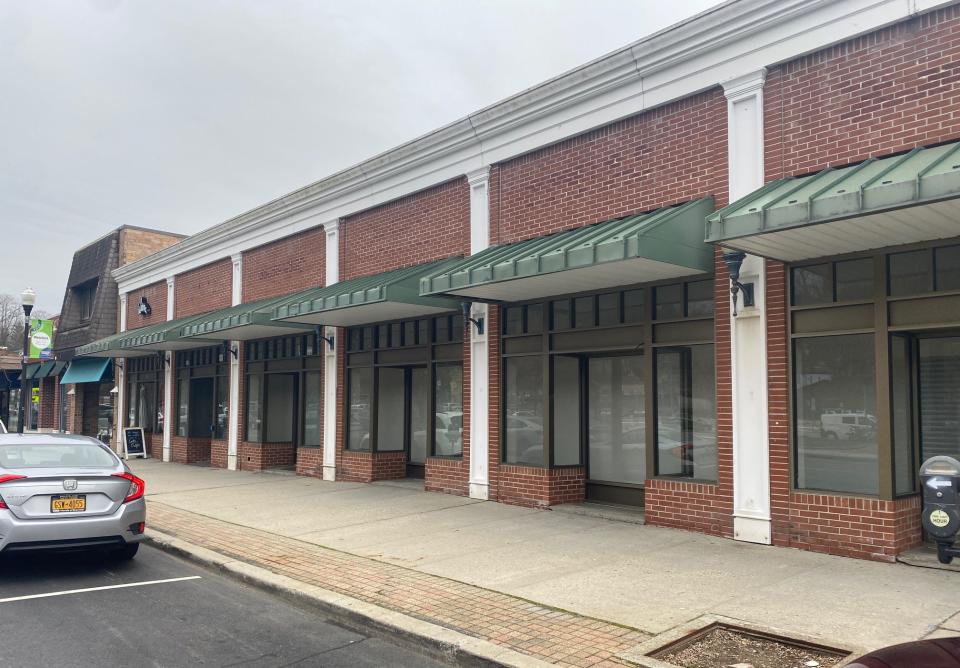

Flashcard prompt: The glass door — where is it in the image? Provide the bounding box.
[586,354,645,505]
[408,367,429,477]
[918,337,960,464]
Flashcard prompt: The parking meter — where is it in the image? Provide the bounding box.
[920,455,960,564]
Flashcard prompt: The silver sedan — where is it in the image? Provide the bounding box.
[0,433,146,559]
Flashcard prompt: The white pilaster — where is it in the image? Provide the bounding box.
[227,253,242,470]
[321,220,339,481]
[723,70,771,545]
[466,167,490,500]
[162,277,175,463]
[115,294,127,453]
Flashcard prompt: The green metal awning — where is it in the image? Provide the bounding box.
[60,358,112,385]
[75,331,129,358]
[117,314,220,353]
[23,363,42,380]
[705,141,960,262]
[419,198,715,302]
[31,360,66,379]
[180,295,314,341]
[272,259,464,327]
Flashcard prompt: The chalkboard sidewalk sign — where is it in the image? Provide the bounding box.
[123,428,148,459]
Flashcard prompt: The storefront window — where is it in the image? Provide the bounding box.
[792,264,832,305]
[889,249,931,296]
[434,363,462,456]
[214,375,228,440]
[127,381,157,433]
[265,374,294,442]
[176,377,189,437]
[303,371,321,447]
[588,355,645,484]
[245,374,262,442]
[794,334,878,495]
[655,345,716,480]
[347,367,372,451]
[891,335,916,496]
[376,368,405,451]
[504,356,544,466]
[552,356,581,466]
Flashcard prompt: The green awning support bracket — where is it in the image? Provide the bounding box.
[420,198,715,302]
[706,140,960,257]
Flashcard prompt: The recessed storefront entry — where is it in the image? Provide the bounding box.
[377,366,429,478]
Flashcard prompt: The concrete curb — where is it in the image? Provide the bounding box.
[144,529,554,668]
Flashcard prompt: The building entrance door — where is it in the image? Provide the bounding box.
[376,366,428,479]
[189,377,214,438]
[585,354,646,506]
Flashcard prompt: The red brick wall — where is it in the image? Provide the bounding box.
[174,259,232,319]
[170,435,210,464]
[340,178,469,280]
[126,280,167,329]
[211,439,228,468]
[39,377,57,429]
[487,306,502,501]
[497,465,585,508]
[339,450,406,483]
[425,457,468,496]
[242,227,326,302]
[490,88,728,246]
[646,249,734,537]
[764,6,960,182]
[296,447,322,477]
[240,441,296,471]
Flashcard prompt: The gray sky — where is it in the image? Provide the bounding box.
[1,0,719,312]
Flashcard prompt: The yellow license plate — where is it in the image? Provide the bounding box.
[51,495,86,513]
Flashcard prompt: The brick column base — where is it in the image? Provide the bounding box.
[497,465,585,508]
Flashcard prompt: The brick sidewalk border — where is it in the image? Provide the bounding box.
[149,502,650,667]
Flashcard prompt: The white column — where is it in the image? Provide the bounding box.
[227,253,242,470]
[162,277,175,463]
[724,70,771,545]
[115,294,127,453]
[321,220,339,481]
[467,167,490,501]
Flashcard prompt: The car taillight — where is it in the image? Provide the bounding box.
[113,472,145,503]
[0,474,26,510]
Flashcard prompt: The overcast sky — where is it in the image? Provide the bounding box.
[1,0,720,312]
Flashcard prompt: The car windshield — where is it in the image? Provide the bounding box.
[0,442,118,468]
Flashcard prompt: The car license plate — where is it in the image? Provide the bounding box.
[51,494,86,513]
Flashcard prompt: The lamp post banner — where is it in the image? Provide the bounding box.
[28,318,54,359]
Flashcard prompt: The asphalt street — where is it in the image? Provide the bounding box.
[0,544,445,668]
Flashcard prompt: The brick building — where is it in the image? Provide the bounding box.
[79,0,960,561]
[43,226,184,441]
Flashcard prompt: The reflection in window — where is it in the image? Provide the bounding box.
[265,374,294,442]
[552,300,571,330]
[889,250,932,296]
[553,356,581,465]
[598,293,619,326]
[376,368,405,451]
[686,280,714,317]
[655,284,683,320]
[504,357,544,466]
[434,364,463,456]
[214,376,228,440]
[794,334,877,495]
[835,258,873,301]
[656,345,716,480]
[177,377,189,438]
[935,245,960,291]
[347,367,372,450]
[127,381,157,433]
[623,289,644,323]
[792,264,832,305]
[588,355,645,484]
[574,297,594,329]
[245,374,262,442]
[303,371,322,446]
[891,335,915,496]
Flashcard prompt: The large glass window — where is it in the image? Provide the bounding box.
[176,377,189,437]
[303,371,322,447]
[347,367,373,451]
[891,335,916,496]
[376,368,405,451]
[588,355,645,484]
[434,363,463,456]
[794,334,878,495]
[265,374,294,442]
[552,356,581,466]
[655,345,716,480]
[245,374,262,442]
[504,356,544,466]
[127,381,157,433]
[889,249,932,296]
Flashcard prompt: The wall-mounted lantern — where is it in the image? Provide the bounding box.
[722,251,755,317]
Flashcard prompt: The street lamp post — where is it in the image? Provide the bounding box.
[17,287,35,435]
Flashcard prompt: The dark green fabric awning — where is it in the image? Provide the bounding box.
[419,199,715,302]
[272,259,464,327]
[23,363,42,380]
[75,332,128,358]
[705,141,960,262]
[180,295,314,341]
[61,358,112,385]
[30,360,66,379]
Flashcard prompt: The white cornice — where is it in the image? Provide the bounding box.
[114,0,958,292]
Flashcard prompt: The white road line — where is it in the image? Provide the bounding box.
[0,575,202,604]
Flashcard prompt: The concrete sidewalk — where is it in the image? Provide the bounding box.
[133,460,960,664]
